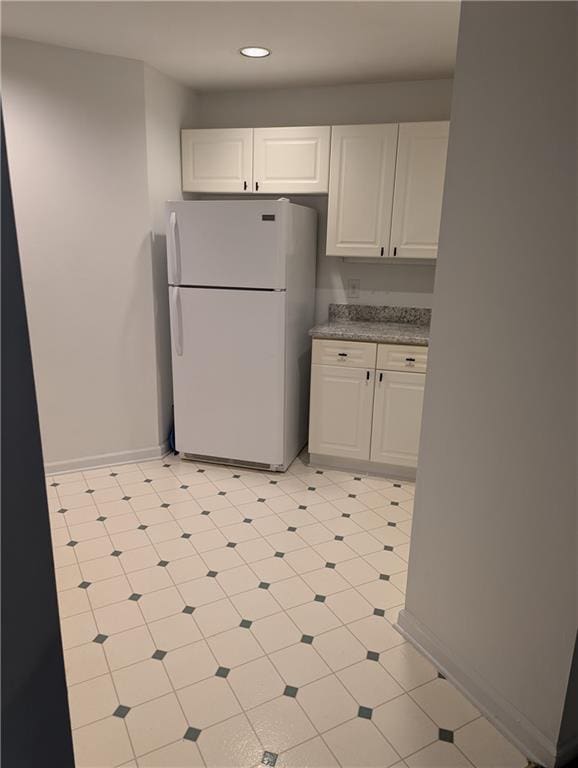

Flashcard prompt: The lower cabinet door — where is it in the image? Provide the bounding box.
[370,370,425,467]
[309,364,374,460]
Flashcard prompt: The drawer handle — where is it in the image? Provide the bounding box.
[366,370,370,381]
[337,353,348,357]
[379,372,383,382]
[405,357,416,362]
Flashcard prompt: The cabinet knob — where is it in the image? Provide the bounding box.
[338,353,348,357]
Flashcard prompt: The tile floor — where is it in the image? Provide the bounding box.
[46,453,529,768]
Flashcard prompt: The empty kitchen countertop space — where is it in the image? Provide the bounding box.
[310,304,431,345]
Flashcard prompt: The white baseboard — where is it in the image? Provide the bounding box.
[396,608,558,768]
[45,442,170,475]
[308,452,417,481]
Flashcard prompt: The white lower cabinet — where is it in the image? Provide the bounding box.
[309,364,374,460]
[308,340,427,471]
[370,370,425,467]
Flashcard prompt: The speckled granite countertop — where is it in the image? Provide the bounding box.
[309,304,431,346]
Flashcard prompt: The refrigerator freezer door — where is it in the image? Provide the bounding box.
[166,200,289,289]
[170,286,286,466]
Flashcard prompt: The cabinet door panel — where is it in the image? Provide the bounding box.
[253,126,330,193]
[326,124,399,258]
[181,128,252,193]
[309,365,374,460]
[389,122,449,259]
[370,370,425,467]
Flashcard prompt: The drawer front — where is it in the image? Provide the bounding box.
[377,344,428,373]
[312,339,377,369]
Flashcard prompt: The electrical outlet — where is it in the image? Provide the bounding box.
[346,278,360,299]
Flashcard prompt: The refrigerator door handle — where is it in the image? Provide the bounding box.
[169,211,181,285]
[170,287,183,356]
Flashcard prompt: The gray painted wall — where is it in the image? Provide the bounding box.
[398,3,577,766]
[198,78,454,321]
[2,38,195,470]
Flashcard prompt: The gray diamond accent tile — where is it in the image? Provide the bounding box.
[314,594,326,603]
[122,496,131,501]
[373,609,385,617]
[258,582,270,590]
[215,666,230,678]
[283,685,298,698]
[341,513,351,518]
[391,501,399,507]
[393,483,402,488]
[197,469,205,473]
[111,550,122,557]
[315,470,324,475]
[181,533,191,539]
[183,606,195,614]
[109,472,118,477]
[138,524,148,530]
[298,505,307,510]
[56,508,67,514]
[243,518,253,524]
[325,562,336,569]
[201,510,211,516]
[334,535,344,541]
[67,541,78,547]
[287,526,297,532]
[240,619,252,628]
[184,727,202,742]
[307,487,316,491]
[274,552,285,558]
[93,634,108,644]
[113,705,130,718]
[358,706,373,719]
[160,503,170,508]
[301,634,314,644]
[262,751,278,767]
[379,574,390,581]
[233,474,241,479]
[207,571,218,578]
[269,480,278,485]
[439,728,454,743]
[78,581,91,589]
[50,482,60,488]
[180,484,189,490]
[96,516,107,522]
[257,498,266,503]
[387,522,397,527]
[129,593,142,601]
[85,489,95,494]
[157,560,169,567]
[152,649,167,660]
[218,491,227,496]
[226,542,237,548]
[144,478,153,483]
[383,545,394,552]
[367,651,380,661]
[348,494,357,498]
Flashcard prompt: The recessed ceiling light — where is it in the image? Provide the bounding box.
[240,46,271,59]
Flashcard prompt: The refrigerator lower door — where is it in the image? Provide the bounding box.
[170,286,286,467]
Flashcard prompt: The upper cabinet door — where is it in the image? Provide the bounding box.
[252,126,331,194]
[181,128,253,193]
[389,121,449,260]
[326,124,399,258]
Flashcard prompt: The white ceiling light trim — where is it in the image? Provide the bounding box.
[239,46,271,58]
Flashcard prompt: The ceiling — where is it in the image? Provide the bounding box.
[1,1,460,92]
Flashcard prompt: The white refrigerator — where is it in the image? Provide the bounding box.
[166,200,317,471]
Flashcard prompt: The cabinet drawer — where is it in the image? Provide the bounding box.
[377,344,428,372]
[312,339,377,369]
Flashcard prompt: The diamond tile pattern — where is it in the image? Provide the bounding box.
[48,453,525,768]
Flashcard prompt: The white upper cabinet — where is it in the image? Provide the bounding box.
[389,121,449,259]
[326,124,399,258]
[181,128,253,193]
[253,126,330,194]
